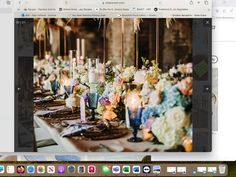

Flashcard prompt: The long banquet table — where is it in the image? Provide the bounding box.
[34,104,169,152]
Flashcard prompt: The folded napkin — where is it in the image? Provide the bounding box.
[34,96,54,104]
[35,110,55,116]
[35,107,66,116]
[33,90,42,94]
[60,124,94,137]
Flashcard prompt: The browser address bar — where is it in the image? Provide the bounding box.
[66,0,160,6]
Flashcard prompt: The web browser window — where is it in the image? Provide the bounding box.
[211,0,236,160]
[1,0,212,155]
[13,0,212,153]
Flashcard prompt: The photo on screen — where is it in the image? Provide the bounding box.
[15,18,212,152]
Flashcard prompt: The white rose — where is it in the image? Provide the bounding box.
[66,93,80,109]
[133,70,146,84]
[165,106,190,130]
[177,64,186,74]
[169,67,178,77]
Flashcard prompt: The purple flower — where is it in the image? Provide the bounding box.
[82,91,89,102]
[99,96,110,105]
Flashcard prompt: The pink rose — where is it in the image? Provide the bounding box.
[178,77,193,96]
[185,63,193,73]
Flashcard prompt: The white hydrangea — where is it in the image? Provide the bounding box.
[148,90,162,106]
[103,82,113,96]
[113,64,123,74]
[140,81,153,104]
[155,79,171,92]
[44,63,54,75]
[77,65,87,74]
[122,66,136,82]
[151,106,191,148]
[80,72,88,83]
[151,117,185,148]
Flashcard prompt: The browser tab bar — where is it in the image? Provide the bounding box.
[14,0,212,18]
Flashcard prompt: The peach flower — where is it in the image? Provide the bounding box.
[182,136,193,152]
[109,93,120,106]
[103,110,117,121]
[146,75,158,85]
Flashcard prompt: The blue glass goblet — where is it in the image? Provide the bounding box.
[87,93,100,121]
[50,80,60,95]
[127,107,143,142]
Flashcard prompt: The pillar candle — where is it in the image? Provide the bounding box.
[88,67,97,84]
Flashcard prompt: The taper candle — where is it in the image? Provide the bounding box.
[76,38,80,52]
[81,39,85,59]
[80,97,86,122]
[72,58,76,79]
[125,106,130,128]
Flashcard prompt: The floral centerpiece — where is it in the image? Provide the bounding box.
[34,56,193,151]
[141,63,193,149]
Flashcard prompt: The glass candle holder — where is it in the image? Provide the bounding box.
[88,58,99,84]
[69,50,77,79]
[127,107,143,142]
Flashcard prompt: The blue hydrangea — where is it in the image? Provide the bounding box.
[141,85,192,125]
[141,106,158,124]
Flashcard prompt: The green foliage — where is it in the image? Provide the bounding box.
[114,100,126,121]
